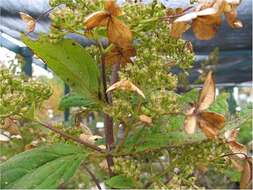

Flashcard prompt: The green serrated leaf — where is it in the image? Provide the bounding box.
[168,115,184,130]
[0,144,88,189]
[121,124,204,154]
[178,88,198,107]
[238,104,253,144]
[105,175,135,189]
[208,92,229,114]
[22,35,100,100]
[59,94,97,110]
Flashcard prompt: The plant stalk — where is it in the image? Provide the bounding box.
[37,120,105,153]
[82,164,102,190]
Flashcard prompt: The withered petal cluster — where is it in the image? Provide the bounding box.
[224,129,252,189]
[184,71,225,138]
[84,0,135,65]
[170,0,242,40]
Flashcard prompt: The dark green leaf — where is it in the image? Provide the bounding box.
[22,35,100,100]
[105,175,135,189]
[0,143,88,189]
[59,94,97,110]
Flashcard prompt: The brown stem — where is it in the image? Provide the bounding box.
[37,121,105,153]
[104,114,114,176]
[111,63,120,85]
[104,62,121,176]
[101,57,109,103]
[82,164,102,190]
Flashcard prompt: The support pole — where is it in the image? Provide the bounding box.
[64,83,70,122]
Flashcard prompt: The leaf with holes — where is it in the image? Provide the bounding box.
[0,144,88,189]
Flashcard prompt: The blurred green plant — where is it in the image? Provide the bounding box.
[0,0,251,189]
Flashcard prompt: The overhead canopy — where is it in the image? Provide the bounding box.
[0,0,252,83]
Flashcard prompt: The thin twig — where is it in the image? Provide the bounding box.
[82,164,102,190]
[36,120,106,153]
[218,152,248,160]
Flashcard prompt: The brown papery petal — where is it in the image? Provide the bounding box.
[19,12,36,32]
[139,115,152,125]
[84,11,109,30]
[228,141,248,159]
[224,10,243,28]
[224,128,239,142]
[199,111,225,130]
[104,46,135,65]
[105,0,123,16]
[174,12,198,22]
[192,16,221,40]
[108,17,133,48]
[240,159,252,189]
[170,22,191,39]
[106,79,145,98]
[184,115,197,134]
[198,71,215,111]
[198,118,220,139]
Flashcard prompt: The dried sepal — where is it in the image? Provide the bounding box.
[228,141,248,159]
[225,128,248,159]
[83,0,132,49]
[108,17,133,47]
[139,115,152,125]
[98,145,106,150]
[240,158,252,189]
[174,0,242,40]
[198,112,225,138]
[170,22,191,39]
[167,8,191,39]
[198,71,215,111]
[84,11,109,30]
[183,71,225,138]
[1,118,20,136]
[192,16,220,40]
[223,0,243,28]
[106,79,145,98]
[104,45,136,65]
[224,10,243,28]
[99,159,109,170]
[19,12,36,33]
[224,128,239,142]
[105,0,123,16]
[79,133,102,144]
[184,114,197,134]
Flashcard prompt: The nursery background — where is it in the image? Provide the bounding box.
[0,0,252,189]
